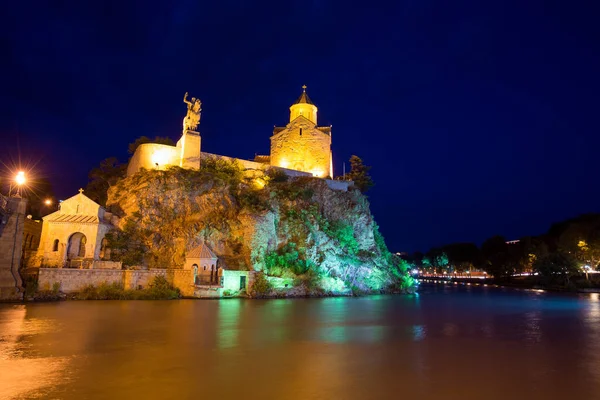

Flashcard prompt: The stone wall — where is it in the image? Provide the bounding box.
[38,268,195,297]
[126,143,181,177]
[201,152,311,178]
[0,197,26,301]
[324,179,351,192]
[37,268,253,298]
[38,269,122,292]
[91,260,122,270]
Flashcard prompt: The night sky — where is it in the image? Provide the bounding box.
[1,1,599,253]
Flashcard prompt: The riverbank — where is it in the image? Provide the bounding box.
[418,275,600,293]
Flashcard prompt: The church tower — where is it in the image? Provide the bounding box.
[270,86,333,178]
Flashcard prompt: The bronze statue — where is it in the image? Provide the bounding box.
[183,92,202,132]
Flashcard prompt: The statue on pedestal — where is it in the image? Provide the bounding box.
[183,92,202,132]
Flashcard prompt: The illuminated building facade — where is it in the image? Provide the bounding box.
[269,86,333,178]
[127,87,334,179]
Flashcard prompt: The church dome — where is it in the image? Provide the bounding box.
[293,86,315,105]
[289,85,318,124]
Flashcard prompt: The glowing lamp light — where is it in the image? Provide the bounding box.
[44,199,52,206]
[151,149,169,167]
[15,171,26,186]
[311,169,324,177]
[280,159,289,169]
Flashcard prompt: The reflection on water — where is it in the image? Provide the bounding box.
[1,286,600,399]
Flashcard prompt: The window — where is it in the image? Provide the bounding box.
[240,276,247,290]
[52,239,59,252]
[299,128,303,136]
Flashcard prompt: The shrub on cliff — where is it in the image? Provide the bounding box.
[200,156,243,186]
[249,272,272,298]
[266,168,289,183]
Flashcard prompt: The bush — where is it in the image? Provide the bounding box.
[327,222,359,254]
[238,189,270,212]
[266,168,289,183]
[250,272,272,298]
[264,243,315,275]
[200,156,243,185]
[142,275,181,299]
[23,274,38,298]
[293,269,321,292]
[74,276,180,300]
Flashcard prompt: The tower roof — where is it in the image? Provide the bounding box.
[293,85,315,105]
[187,242,217,260]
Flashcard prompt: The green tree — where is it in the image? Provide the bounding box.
[425,248,449,273]
[346,155,374,193]
[85,157,126,206]
[517,236,549,273]
[533,251,579,287]
[480,235,516,278]
[442,242,480,273]
[557,217,600,270]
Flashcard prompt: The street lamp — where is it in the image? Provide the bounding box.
[9,171,26,196]
[44,199,52,206]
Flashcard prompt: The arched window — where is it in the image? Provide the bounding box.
[203,265,206,271]
[52,239,59,252]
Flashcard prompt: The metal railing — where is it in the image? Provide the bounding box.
[195,275,223,286]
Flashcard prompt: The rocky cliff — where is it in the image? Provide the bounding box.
[106,159,413,295]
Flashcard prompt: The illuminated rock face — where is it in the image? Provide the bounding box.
[106,168,408,294]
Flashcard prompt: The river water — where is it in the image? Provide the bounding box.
[1,284,599,399]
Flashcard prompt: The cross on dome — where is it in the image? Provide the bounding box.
[78,188,84,194]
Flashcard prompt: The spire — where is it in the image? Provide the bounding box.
[293,85,314,105]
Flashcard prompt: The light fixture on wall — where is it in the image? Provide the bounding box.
[151,149,169,168]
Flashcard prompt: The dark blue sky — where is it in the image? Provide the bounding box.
[1,1,599,252]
